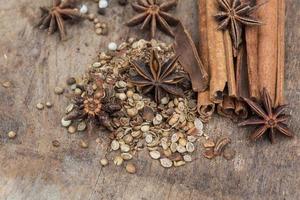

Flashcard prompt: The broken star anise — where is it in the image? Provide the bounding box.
[215,0,262,49]
[130,50,184,103]
[37,0,82,40]
[239,88,294,143]
[65,78,122,132]
[127,0,179,38]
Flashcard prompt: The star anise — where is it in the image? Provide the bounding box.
[238,88,294,143]
[215,0,262,49]
[127,0,179,38]
[37,0,82,40]
[130,50,185,103]
[65,78,122,132]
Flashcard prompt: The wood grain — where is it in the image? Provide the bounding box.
[0,0,299,199]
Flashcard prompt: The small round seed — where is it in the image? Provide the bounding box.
[77,122,87,131]
[149,151,161,159]
[186,142,195,153]
[80,140,88,148]
[74,88,82,95]
[114,156,123,166]
[121,153,133,160]
[45,102,52,108]
[7,131,17,139]
[36,103,44,110]
[61,117,72,127]
[125,163,136,174]
[120,144,130,152]
[95,28,102,35]
[80,4,88,14]
[111,140,120,151]
[66,77,76,85]
[100,158,109,166]
[68,126,76,134]
[183,154,192,162]
[88,13,95,21]
[160,158,173,168]
[108,42,117,51]
[54,87,64,95]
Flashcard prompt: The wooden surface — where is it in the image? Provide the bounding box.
[0,0,299,199]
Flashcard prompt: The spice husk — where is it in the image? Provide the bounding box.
[174,22,209,92]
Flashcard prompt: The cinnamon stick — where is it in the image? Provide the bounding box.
[206,0,228,103]
[275,0,285,106]
[245,26,260,100]
[197,0,215,121]
[257,0,278,105]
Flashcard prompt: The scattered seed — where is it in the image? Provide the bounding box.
[80,140,88,148]
[120,144,130,152]
[174,161,185,167]
[80,4,88,14]
[186,142,195,153]
[88,13,95,21]
[170,142,178,152]
[52,140,60,147]
[74,88,82,95]
[187,135,197,142]
[108,42,117,51]
[121,153,133,160]
[194,118,203,131]
[160,158,173,168]
[77,122,87,131]
[114,156,123,166]
[54,87,64,95]
[95,28,102,35]
[127,108,138,117]
[149,150,161,159]
[141,125,150,132]
[45,102,52,108]
[66,77,76,85]
[61,117,72,127]
[68,125,76,134]
[111,140,120,151]
[125,163,136,174]
[171,133,179,143]
[7,131,16,139]
[36,103,44,110]
[176,145,186,153]
[2,81,11,88]
[100,158,109,166]
[183,154,192,162]
[179,138,187,146]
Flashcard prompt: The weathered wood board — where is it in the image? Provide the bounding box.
[0,0,299,199]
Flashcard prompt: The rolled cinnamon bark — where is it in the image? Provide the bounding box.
[197,0,215,122]
[206,0,228,103]
[275,0,285,106]
[257,0,278,105]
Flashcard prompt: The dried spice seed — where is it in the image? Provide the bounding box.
[160,158,173,168]
[114,156,123,166]
[54,87,64,95]
[46,102,53,108]
[61,117,72,127]
[149,150,161,159]
[68,125,76,134]
[36,103,44,110]
[80,140,88,148]
[2,81,11,88]
[100,158,109,166]
[125,163,136,174]
[7,131,17,139]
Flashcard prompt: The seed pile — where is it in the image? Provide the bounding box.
[61,39,209,170]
